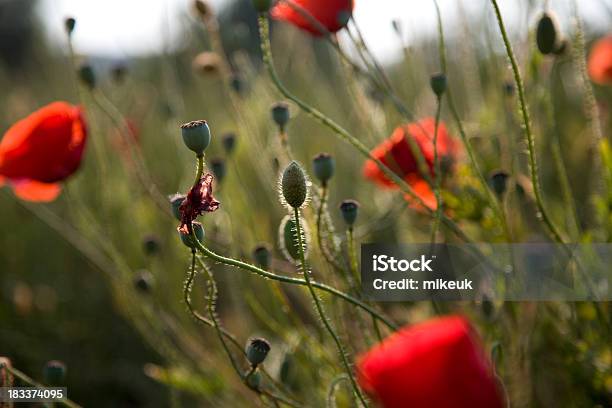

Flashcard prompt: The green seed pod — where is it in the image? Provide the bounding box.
[339,199,360,226]
[64,17,76,36]
[180,120,211,155]
[430,73,447,97]
[221,132,236,154]
[536,12,561,55]
[251,0,271,13]
[281,161,308,209]
[78,64,96,89]
[43,361,66,386]
[246,338,271,366]
[179,222,205,248]
[279,215,309,263]
[210,158,226,183]
[169,193,186,221]
[133,269,154,293]
[271,102,290,130]
[142,234,161,256]
[252,244,271,269]
[312,153,335,186]
[489,170,510,197]
[246,370,262,390]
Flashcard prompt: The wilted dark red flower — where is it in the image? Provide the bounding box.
[588,35,612,85]
[363,118,459,210]
[0,102,87,202]
[271,0,354,36]
[357,316,504,408]
[178,173,220,233]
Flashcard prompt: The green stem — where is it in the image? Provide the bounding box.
[430,98,443,243]
[193,154,204,187]
[346,227,360,287]
[293,208,367,407]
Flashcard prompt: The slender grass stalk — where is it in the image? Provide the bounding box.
[430,98,443,243]
[292,208,368,407]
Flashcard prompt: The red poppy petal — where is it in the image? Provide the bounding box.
[404,176,437,212]
[11,180,62,202]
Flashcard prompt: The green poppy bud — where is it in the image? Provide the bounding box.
[271,102,290,131]
[246,338,271,366]
[134,269,154,293]
[536,12,561,55]
[222,132,236,154]
[251,0,271,13]
[312,153,335,186]
[64,17,76,36]
[142,234,161,256]
[430,73,447,97]
[78,64,96,89]
[503,82,515,96]
[281,161,308,209]
[180,120,211,155]
[339,199,360,226]
[230,74,245,95]
[179,222,205,248]
[252,244,271,269]
[279,215,309,263]
[169,194,186,221]
[210,158,226,183]
[489,170,509,198]
[43,361,66,386]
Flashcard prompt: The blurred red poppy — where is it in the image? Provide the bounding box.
[588,35,612,85]
[363,118,459,210]
[271,0,354,36]
[357,316,504,408]
[0,102,87,202]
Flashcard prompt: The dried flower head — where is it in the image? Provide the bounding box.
[178,174,220,233]
[246,337,271,366]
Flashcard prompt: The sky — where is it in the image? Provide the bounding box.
[38,0,612,61]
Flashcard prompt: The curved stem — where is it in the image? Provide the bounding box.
[326,375,350,408]
[293,208,367,407]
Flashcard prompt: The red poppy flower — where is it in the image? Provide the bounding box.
[357,316,504,408]
[588,35,612,85]
[363,118,459,210]
[178,173,220,233]
[271,0,354,36]
[0,102,87,202]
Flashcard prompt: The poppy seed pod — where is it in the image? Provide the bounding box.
[271,102,290,131]
[178,222,205,248]
[64,17,76,36]
[253,244,272,269]
[430,73,447,97]
[222,132,237,154]
[339,199,360,226]
[252,0,271,13]
[169,194,186,221]
[43,361,66,386]
[246,338,271,366]
[78,64,96,89]
[134,269,154,293]
[279,215,309,262]
[142,234,161,256]
[210,158,226,183]
[229,74,245,95]
[489,170,510,197]
[281,161,308,209]
[312,153,335,185]
[536,12,561,55]
[181,120,211,155]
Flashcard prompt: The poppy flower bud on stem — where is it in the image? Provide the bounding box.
[43,361,66,386]
[312,153,335,187]
[281,161,308,209]
[252,244,272,269]
[179,222,205,248]
[271,102,290,133]
[252,0,271,13]
[430,73,447,98]
[489,170,510,198]
[64,17,76,36]
[339,199,360,227]
[536,11,561,55]
[246,337,271,366]
[181,120,211,156]
[78,64,96,89]
[134,270,154,293]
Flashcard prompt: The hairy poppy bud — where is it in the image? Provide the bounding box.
[253,244,271,269]
[142,234,161,255]
[210,158,226,183]
[312,153,335,186]
[246,338,271,366]
[279,215,309,262]
[179,222,205,248]
[169,194,186,221]
[281,161,308,209]
[43,361,66,386]
[536,12,561,55]
[339,199,359,226]
[222,132,236,154]
[181,120,211,155]
[64,17,76,36]
[252,0,271,13]
[489,170,509,197]
[430,73,447,97]
[134,269,154,293]
[271,102,290,131]
[78,64,96,89]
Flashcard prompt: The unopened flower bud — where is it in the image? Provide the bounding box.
[312,153,335,186]
[43,361,66,386]
[134,269,154,293]
[339,199,359,226]
[246,337,271,366]
[229,74,245,95]
[536,12,561,55]
[281,161,308,209]
[489,170,510,197]
[252,0,271,13]
[210,158,226,183]
[271,102,290,131]
[252,244,271,269]
[78,64,96,89]
[181,120,211,155]
[222,132,236,154]
[64,17,76,36]
[169,193,186,221]
[430,73,447,97]
[279,215,309,262]
[142,234,161,255]
[179,222,205,248]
